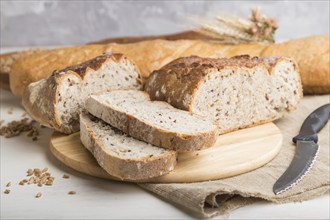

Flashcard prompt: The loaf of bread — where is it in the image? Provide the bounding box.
[0,49,47,90]
[145,55,302,134]
[22,53,141,134]
[80,113,177,180]
[8,35,329,96]
[0,31,208,90]
[85,90,218,152]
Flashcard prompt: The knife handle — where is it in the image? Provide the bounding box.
[293,103,330,144]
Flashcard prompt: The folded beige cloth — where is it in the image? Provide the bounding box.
[139,95,330,218]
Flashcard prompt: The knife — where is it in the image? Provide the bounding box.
[273,103,330,195]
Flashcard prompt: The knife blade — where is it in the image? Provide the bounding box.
[273,103,330,195]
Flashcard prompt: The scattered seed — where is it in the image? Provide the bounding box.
[68,191,76,195]
[4,189,10,194]
[20,168,55,187]
[28,177,35,184]
[35,192,42,198]
[41,175,47,182]
[62,174,70,179]
[27,169,33,176]
[34,168,41,173]
[45,181,53,186]
[0,118,39,140]
[6,182,11,187]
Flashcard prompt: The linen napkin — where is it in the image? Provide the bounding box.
[139,95,330,218]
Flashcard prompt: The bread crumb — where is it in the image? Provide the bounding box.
[62,174,70,179]
[6,182,11,187]
[4,189,10,194]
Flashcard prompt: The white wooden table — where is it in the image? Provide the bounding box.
[1,48,329,219]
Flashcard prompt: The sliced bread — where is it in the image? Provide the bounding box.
[85,90,218,152]
[22,53,142,134]
[80,113,177,180]
[145,55,302,134]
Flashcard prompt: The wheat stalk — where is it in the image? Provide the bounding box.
[192,9,277,45]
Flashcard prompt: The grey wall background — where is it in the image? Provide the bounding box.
[1,0,329,46]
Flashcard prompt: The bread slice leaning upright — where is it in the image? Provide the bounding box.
[22,53,142,134]
[145,55,302,134]
[80,113,177,181]
[85,90,218,152]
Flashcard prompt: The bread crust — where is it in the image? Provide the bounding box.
[8,40,265,96]
[22,76,60,131]
[22,53,140,134]
[80,113,177,180]
[85,91,218,152]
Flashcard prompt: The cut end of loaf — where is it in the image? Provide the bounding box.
[85,90,218,152]
[22,53,142,134]
[79,113,177,180]
[145,55,302,133]
[50,54,142,133]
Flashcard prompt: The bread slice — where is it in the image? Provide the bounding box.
[80,113,177,180]
[22,53,142,134]
[85,90,218,152]
[145,55,302,134]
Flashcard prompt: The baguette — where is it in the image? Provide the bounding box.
[22,53,141,134]
[0,31,210,90]
[85,90,218,152]
[80,113,177,180]
[8,35,329,96]
[145,55,302,134]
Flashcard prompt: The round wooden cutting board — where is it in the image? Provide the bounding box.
[50,123,282,183]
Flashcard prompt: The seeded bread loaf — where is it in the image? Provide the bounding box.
[145,55,302,134]
[22,53,141,134]
[85,90,218,152]
[80,113,177,180]
[8,35,329,96]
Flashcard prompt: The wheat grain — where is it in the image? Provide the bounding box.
[35,192,42,198]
